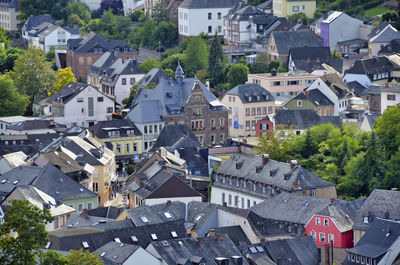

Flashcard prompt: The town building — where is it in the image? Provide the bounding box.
[0,151,30,174]
[283,90,335,116]
[66,32,137,81]
[42,82,115,128]
[369,24,400,57]
[127,64,228,148]
[221,83,275,137]
[272,0,316,18]
[5,120,63,135]
[166,0,184,25]
[0,116,39,135]
[22,15,54,39]
[123,0,145,16]
[178,0,238,40]
[211,153,337,209]
[255,116,274,136]
[87,51,144,105]
[0,0,19,32]
[378,38,400,56]
[381,85,400,114]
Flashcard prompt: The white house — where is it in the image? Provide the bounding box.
[369,24,400,57]
[306,75,349,115]
[0,151,30,175]
[123,0,145,16]
[0,116,38,135]
[43,82,115,128]
[381,86,400,114]
[178,0,238,39]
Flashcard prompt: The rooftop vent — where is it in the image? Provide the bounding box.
[82,241,89,248]
[131,236,138,243]
[151,233,158,240]
[171,231,178,238]
[140,216,148,223]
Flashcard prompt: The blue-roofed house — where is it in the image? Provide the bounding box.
[127,64,228,149]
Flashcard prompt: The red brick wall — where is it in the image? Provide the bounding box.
[256,120,273,136]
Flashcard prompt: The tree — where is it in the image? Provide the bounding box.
[139,58,161,73]
[183,36,208,77]
[227,63,249,88]
[8,47,55,111]
[152,2,169,23]
[287,12,310,25]
[208,33,225,87]
[64,249,103,265]
[40,250,67,265]
[65,2,90,28]
[54,67,76,94]
[374,104,400,159]
[130,9,144,22]
[0,47,24,73]
[161,53,184,70]
[152,21,178,47]
[0,28,11,48]
[0,200,53,265]
[269,60,280,71]
[0,75,29,116]
[18,0,69,21]
[99,0,123,15]
[122,84,138,108]
[331,49,341,59]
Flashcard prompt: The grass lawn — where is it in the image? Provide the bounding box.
[364,6,391,18]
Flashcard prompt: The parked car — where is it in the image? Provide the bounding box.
[343,51,358,58]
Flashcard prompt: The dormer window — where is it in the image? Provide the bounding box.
[256,166,262,173]
[262,186,266,193]
[248,96,252,102]
[236,178,239,187]
[236,162,243,169]
[222,176,226,184]
[229,178,232,185]
[253,182,257,191]
[363,216,369,224]
[243,180,247,188]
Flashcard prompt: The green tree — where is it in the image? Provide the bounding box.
[0,200,53,265]
[0,75,29,116]
[130,9,144,22]
[64,249,103,265]
[139,58,161,73]
[0,47,24,73]
[269,60,280,71]
[227,63,249,88]
[331,49,341,59]
[0,28,11,48]
[288,12,310,25]
[140,18,157,47]
[183,36,208,77]
[161,53,185,70]
[8,47,56,109]
[54,67,76,94]
[65,2,90,28]
[18,0,69,21]
[122,84,138,108]
[383,147,400,190]
[152,21,178,47]
[152,2,169,23]
[374,104,400,159]
[208,33,225,87]
[40,250,67,265]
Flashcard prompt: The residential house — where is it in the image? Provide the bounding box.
[129,169,203,208]
[22,15,54,39]
[211,153,337,209]
[5,120,63,135]
[87,51,144,105]
[381,85,400,114]
[306,73,349,115]
[288,46,343,74]
[94,241,161,265]
[255,116,273,136]
[305,199,365,250]
[359,114,381,131]
[350,83,383,114]
[283,90,335,116]
[274,109,341,134]
[0,164,98,212]
[369,24,400,57]
[0,0,19,31]
[257,0,272,13]
[66,32,137,81]
[341,96,369,123]
[23,21,81,52]
[247,71,318,102]
[343,218,400,265]
[88,119,143,163]
[343,57,396,88]
[378,38,400,56]
[353,189,400,245]
[207,146,240,176]
[62,135,116,206]
[178,0,238,40]
[265,237,320,265]
[221,83,275,137]
[267,31,323,62]
[166,0,184,25]
[127,65,229,147]
[42,82,115,128]
[0,151,30,174]
[0,116,38,135]
[1,185,76,231]
[311,11,363,52]
[136,67,169,89]
[272,0,316,18]
[146,233,250,265]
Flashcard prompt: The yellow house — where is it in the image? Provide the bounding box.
[273,0,316,18]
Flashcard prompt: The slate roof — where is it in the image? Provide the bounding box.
[0,166,43,197]
[343,218,400,264]
[257,0,272,9]
[379,38,400,55]
[67,32,135,54]
[150,124,199,152]
[0,0,18,8]
[274,109,339,130]
[23,16,54,32]
[368,21,395,39]
[293,59,343,74]
[215,153,335,194]
[38,150,83,174]
[93,241,141,265]
[240,244,275,265]
[61,136,108,166]
[187,201,219,232]
[127,100,164,123]
[319,73,349,99]
[272,31,323,55]
[6,120,53,131]
[63,213,115,229]
[180,0,238,9]
[88,119,142,139]
[225,5,266,21]
[287,90,333,108]
[207,226,251,248]
[250,193,331,225]
[353,189,400,231]
[226,83,274,103]
[370,24,400,43]
[364,114,381,129]
[46,82,102,105]
[344,57,395,75]
[48,220,187,251]
[347,81,367,96]
[289,47,331,61]
[137,67,169,88]
[265,236,319,265]
[124,201,186,226]
[87,206,125,219]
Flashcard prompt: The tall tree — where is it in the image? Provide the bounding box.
[0,75,29,116]
[0,47,24,73]
[183,36,208,77]
[152,21,178,47]
[8,47,56,111]
[0,200,53,265]
[64,249,103,265]
[374,104,400,159]
[152,2,169,23]
[139,58,161,73]
[54,67,76,94]
[65,2,90,28]
[227,63,249,88]
[208,33,225,87]
[18,0,69,21]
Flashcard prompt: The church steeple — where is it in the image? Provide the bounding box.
[175,61,184,85]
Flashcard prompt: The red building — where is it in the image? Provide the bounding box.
[304,199,364,248]
[256,116,273,136]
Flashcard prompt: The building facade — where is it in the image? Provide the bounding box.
[0,0,19,32]
[273,0,315,18]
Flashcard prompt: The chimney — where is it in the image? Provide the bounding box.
[163,165,167,171]
[208,229,216,237]
[223,202,227,207]
[197,237,204,245]
[206,79,210,89]
[81,208,88,217]
[216,233,221,241]
[167,200,171,206]
[262,154,269,165]
[330,198,335,204]
[73,82,77,89]
[290,160,297,170]
[385,82,389,88]
[305,90,309,97]
[260,238,266,247]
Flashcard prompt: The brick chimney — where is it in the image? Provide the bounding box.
[262,154,269,165]
[197,237,204,245]
[330,198,335,204]
[290,160,297,170]
[208,229,215,237]
[73,82,77,89]
[260,238,266,247]
[216,234,221,241]
[167,200,171,206]
[81,208,88,217]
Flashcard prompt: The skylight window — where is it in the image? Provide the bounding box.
[82,241,89,248]
[114,238,121,243]
[151,233,158,240]
[45,242,51,249]
[164,212,172,219]
[131,236,138,243]
[140,216,148,223]
[100,252,106,257]
[256,246,264,252]
[195,215,202,221]
[249,247,257,254]
[1,180,6,184]
[171,231,178,238]
[13,180,18,185]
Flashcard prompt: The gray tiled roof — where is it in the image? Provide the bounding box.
[187,201,218,232]
[370,24,400,43]
[344,56,395,75]
[272,31,323,55]
[127,100,163,124]
[88,119,142,139]
[225,5,266,21]
[137,67,169,88]
[289,47,331,61]
[150,124,199,152]
[23,15,54,32]
[6,120,53,131]
[180,0,238,9]
[94,241,140,264]
[275,109,340,130]
[226,83,274,103]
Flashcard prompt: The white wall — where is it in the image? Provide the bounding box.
[342,73,371,88]
[381,91,400,114]
[306,78,343,115]
[115,73,145,104]
[210,186,264,209]
[146,196,202,206]
[6,128,56,135]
